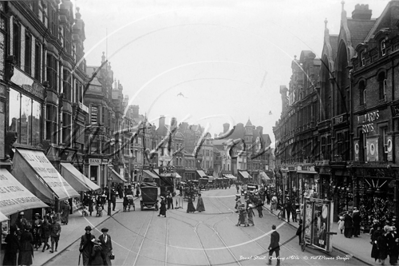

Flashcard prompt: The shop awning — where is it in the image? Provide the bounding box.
[196,170,207,178]
[224,174,237,180]
[175,172,182,178]
[0,169,48,216]
[260,171,271,180]
[12,149,79,204]
[61,163,101,192]
[0,211,8,222]
[143,170,159,180]
[108,166,127,183]
[239,170,251,179]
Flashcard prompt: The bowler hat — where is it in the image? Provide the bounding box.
[101,228,109,232]
[85,226,92,231]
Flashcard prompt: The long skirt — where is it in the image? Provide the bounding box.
[18,250,33,266]
[238,211,248,225]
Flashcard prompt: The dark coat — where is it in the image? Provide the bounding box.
[269,230,280,251]
[90,244,104,266]
[160,199,167,215]
[18,230,33,266]
[371,229,381,260]
[3,232,20,266]
[377,233,389,260]
[352,211,361,226]
[99,234,113,266]
[79,233,95,266]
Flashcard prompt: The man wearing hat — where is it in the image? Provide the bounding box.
[99,228,113,266]
[79,226,95,266]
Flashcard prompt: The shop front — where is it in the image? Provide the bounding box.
[12,149,79,212]
[238,170,252,184]
[330,168,352,222]
[352,165,398,232]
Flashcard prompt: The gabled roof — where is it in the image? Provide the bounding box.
[347,19,376,48]
[364,1,399,42]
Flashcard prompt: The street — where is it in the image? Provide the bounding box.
[45,188,365,266]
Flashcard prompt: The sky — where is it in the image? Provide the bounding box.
[74,0,390,142]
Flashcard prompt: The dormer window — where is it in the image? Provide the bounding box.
[381,40,386,56]
[360,51,366,66]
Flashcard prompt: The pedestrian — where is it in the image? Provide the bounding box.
[344,211,353,238]
[32,213,42,250]
[123,196,128,212]
[291,202,297,222]
[15,211,28,234]
[236,184,239,194]
[118,184,124,199]
[167,191,174,209]
[2,225,19,266]
[236,203,248,226]
[387,226,398,265]
[18,224,34,266]
[247,204,255,226]
[371,225,381,262]
[187,196,196,213]
[196,194,205,212]
[338,215,345,234]
[267,224,280,266]
[296,219,303,245]
[135,186,140,197]
[158,196,167,217]
[271,194,277,214]
[99,228,113,266]
[90,238,104,266]
[50,218,61,253]
[111,189,117,211]
[88,196,94,216]
[377,226,390,265]
[61,200,71,225]
[285,197,292,223]
[41,217,51,252]
[79,226,95,266]
[352,207,361,237]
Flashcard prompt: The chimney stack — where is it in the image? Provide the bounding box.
[352,4,372,20]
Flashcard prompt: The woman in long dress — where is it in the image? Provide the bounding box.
[187,197,196,213]
[196,194,205,212]
[18,225,34,266]
[158,196,167,217]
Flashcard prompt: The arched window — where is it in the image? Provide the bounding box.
[378,71,387,101]
[359,80,366,105]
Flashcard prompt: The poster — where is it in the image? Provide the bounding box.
[304,199,313,242]
[313,202,328,249]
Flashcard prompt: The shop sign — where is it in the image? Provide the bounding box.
[102,159,108,164]
[354,140,359,161]
[357,110,380,133]
[89,158,101,165]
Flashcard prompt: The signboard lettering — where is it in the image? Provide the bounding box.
[357,110,380,133]
[89,158,101,165]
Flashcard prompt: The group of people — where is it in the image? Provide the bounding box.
[337,207,362,238]
[79,226,113,266]
[3,210,63,266]
[186,194,205,213]
[370,223,399,265]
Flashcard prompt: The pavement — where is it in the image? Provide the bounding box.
[262,202,374,266]
[35,198,127,266]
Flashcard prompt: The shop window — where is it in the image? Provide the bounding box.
[32,100,41,146]
[20,95,32,145]
[8,89,21,141]
[90,165,98,183]
[359,80,366,105]
[24,33,32,75]
[46,104,57,143]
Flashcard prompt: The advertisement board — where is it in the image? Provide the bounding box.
[302,198,334,253]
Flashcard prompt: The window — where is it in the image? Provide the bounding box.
[34,42,41,81]
[359,80,366,105]
[381,40,386,56]
[360,51,366,67]
[63,69,71,101]
[8,89,42,146]
[13,22,21,67]
[62,112,71,145]
[59,26,64,47]
[46,54,57,90]
[24,33,32,75]
[46,104,57,143]
[378,72,387,101]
